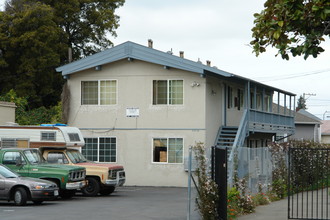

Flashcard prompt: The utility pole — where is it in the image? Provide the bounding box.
[303,93,316,100]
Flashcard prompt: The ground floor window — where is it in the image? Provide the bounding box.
[83,137,116,162]
[153,138,183,164]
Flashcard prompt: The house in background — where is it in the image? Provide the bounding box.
[56,41,295,187]
[291,109,321,142]
[0,102,16,125]
[321,120,330,144]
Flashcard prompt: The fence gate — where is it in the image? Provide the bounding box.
[288,147,330,220]
[211,146,227,220]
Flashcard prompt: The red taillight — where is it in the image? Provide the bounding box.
[61,177,65,183]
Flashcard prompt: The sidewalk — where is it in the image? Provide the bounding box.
[237,198,288,220]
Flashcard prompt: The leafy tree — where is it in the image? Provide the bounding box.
[0,0,125,109]
[0,1,64,108]
[35,0,125,61]
[250,0,330,60]
[0,89,63,125]
[297,95,307,110]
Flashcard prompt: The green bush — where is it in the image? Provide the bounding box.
[0,90,63,125]
[193,143,219,220]
[227,187,240,219]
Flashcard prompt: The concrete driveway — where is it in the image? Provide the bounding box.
[0,186,200,220]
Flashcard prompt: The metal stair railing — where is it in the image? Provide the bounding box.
[227,109,249,187]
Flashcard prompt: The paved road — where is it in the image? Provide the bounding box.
[0,187,200,220]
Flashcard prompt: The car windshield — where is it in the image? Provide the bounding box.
[23,149,46,164]
[0,165,19,178]
[67,150,88,164]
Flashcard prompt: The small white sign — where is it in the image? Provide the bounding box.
[126,108,139,117]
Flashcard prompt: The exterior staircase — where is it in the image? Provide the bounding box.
[215,126,238,149]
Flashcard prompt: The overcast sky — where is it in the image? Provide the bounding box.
[1,0,330,119]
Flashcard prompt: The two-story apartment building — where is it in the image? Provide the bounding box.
[56,41,295,187]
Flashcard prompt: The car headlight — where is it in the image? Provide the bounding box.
[32,184,50,190]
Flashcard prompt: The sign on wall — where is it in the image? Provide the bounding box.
[126,108,139,117]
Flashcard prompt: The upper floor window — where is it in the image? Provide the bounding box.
[257,93,262,111]
[153,80,183,105]
[264,94,271,112]
[227,86,233,109]
[236,89,244,110]
[81,80,117,105]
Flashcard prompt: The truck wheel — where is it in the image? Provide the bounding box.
[82,177,100,196]
[14,187,28,206]
[60,190,76,199]
[99,186,115,196]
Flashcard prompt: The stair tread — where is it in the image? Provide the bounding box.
[216,126,239,148]
[220,134,236,137]
[222,126,238,129]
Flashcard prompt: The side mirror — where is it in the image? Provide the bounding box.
[15,157,23,166]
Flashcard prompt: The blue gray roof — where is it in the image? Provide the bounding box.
[56,41,295,96]
[296,109,322,124]
[56,41,233,77]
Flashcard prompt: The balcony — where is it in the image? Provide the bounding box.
[248,109,295,134]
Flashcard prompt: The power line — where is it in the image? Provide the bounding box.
[254,68,330,82]
[308,104,330,107]
[309,99,330,102]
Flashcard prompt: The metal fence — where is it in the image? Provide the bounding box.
[236,146,273,193]
[186,146,274,219]
[288,148,330,220]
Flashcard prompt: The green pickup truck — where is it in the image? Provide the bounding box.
[0,148,86,199]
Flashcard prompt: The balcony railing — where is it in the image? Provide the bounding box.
[248,109,295,134]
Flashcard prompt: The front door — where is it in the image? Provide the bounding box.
[2,151,29,176]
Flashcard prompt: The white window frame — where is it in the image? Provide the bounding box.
[152,79,184,105]
[41,131,56,141]
[151,137,184,164]
[81,79,118,106]
[83,137,117,163]
[0,138,29,148]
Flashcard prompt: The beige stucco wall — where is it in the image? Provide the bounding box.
[226,82,244,127]
[67,60,206,129]
[205,76,224,148]
[66,59,208,186]
[0,102,16,125]
[81,129,204,186]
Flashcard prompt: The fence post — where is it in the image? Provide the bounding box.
[187,146,192,220]
[211,146,215,180]
[288,147,291,219]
